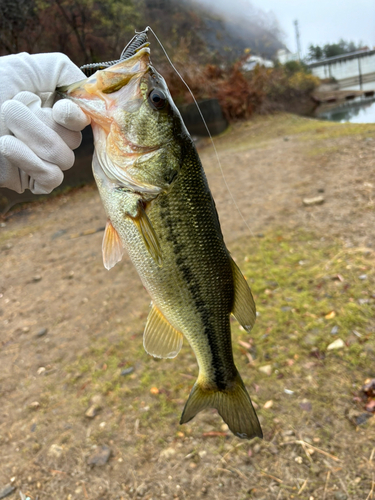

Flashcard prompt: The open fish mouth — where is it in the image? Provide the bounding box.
[57,45,156,151]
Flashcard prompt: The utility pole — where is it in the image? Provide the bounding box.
[294,19,301,61]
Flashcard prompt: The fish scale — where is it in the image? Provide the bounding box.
[59,41,262,440]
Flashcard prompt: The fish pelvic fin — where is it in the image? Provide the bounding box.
[133,204,163,267]
[180,373,263,440]
[230,257,256,332]
[102,220,124,270]
[144,303,183,358]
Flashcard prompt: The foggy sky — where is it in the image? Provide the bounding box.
[197,0,375,56]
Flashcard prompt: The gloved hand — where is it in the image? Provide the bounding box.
[0,52,90,194]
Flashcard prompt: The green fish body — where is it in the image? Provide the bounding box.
[60,46,262,440]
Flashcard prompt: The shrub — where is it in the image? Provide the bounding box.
[162,58,320,121]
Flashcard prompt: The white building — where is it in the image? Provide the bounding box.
[276,49,299,65]
[242,55,274,71]
[307,49,375,90]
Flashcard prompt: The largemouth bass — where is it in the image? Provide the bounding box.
[60,41,262,440]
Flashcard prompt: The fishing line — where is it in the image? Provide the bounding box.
[146,26,280,290]
[80,26,257,243]
[145,26,257,240]
[81,27,278,289]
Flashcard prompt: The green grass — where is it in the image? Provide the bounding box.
[0,223,43,245]
[232,230,374,370]
[208,114,375,155]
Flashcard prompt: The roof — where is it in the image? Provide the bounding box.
[308,49,375,68]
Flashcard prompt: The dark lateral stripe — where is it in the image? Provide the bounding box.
[160,194,227,390]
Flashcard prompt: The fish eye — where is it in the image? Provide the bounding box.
[148,89,167,110]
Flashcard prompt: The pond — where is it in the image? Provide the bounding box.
[315,96,375,124]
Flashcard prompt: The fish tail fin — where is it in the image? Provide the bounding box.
[180,373,263,440]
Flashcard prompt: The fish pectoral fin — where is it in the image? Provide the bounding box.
[143,303,183,359]
[230,257,256,331]
[180,373,263,440]
[133,204,162,267]
[102,220,124,270]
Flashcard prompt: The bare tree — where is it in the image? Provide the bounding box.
[0,0,42,54]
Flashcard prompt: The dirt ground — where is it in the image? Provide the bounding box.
[1,114,375,500]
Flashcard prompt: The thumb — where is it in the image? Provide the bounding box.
[53,99,90,131]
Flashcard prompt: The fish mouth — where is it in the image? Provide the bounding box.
[58,47,151,98]
[57,47,152,135]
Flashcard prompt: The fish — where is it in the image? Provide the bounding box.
[59,39,262,440]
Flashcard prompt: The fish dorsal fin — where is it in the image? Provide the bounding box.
[102,220,124,270]
[133,204,162,267]
[143,303,183,359]
[230,257,256,331]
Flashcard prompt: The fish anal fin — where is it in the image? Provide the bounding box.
[180,373,263,440]
[230,257,256,331]
[144,303,183,359]
[133,204,162,266]
[102,220,124,270]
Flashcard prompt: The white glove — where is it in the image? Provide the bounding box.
[0,52,90,194]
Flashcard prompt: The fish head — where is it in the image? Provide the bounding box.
[59,47,187,192]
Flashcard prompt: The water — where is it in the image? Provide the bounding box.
[341,82,375,92]
[316,97,375,124]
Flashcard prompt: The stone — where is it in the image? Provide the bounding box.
[48,444,63,458]
[303,333,318,346]
[259,364,272,376]
[327,338,345,350]
[85,406,98,418]
[253,443,261,454]
[36,328,48,337]
[334,492,348,500]
[0,485,15,499]
[303,196,324,206]
[87,445,111,466]
[358,298,369,305]
[356,413,373,426]
[160,447,176,459]
[121,367,134,376]
[300,400,312,412]
[51,229,67,240]
[136,483,148,497]
[347,408,373,426]
[85,394,103,418]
